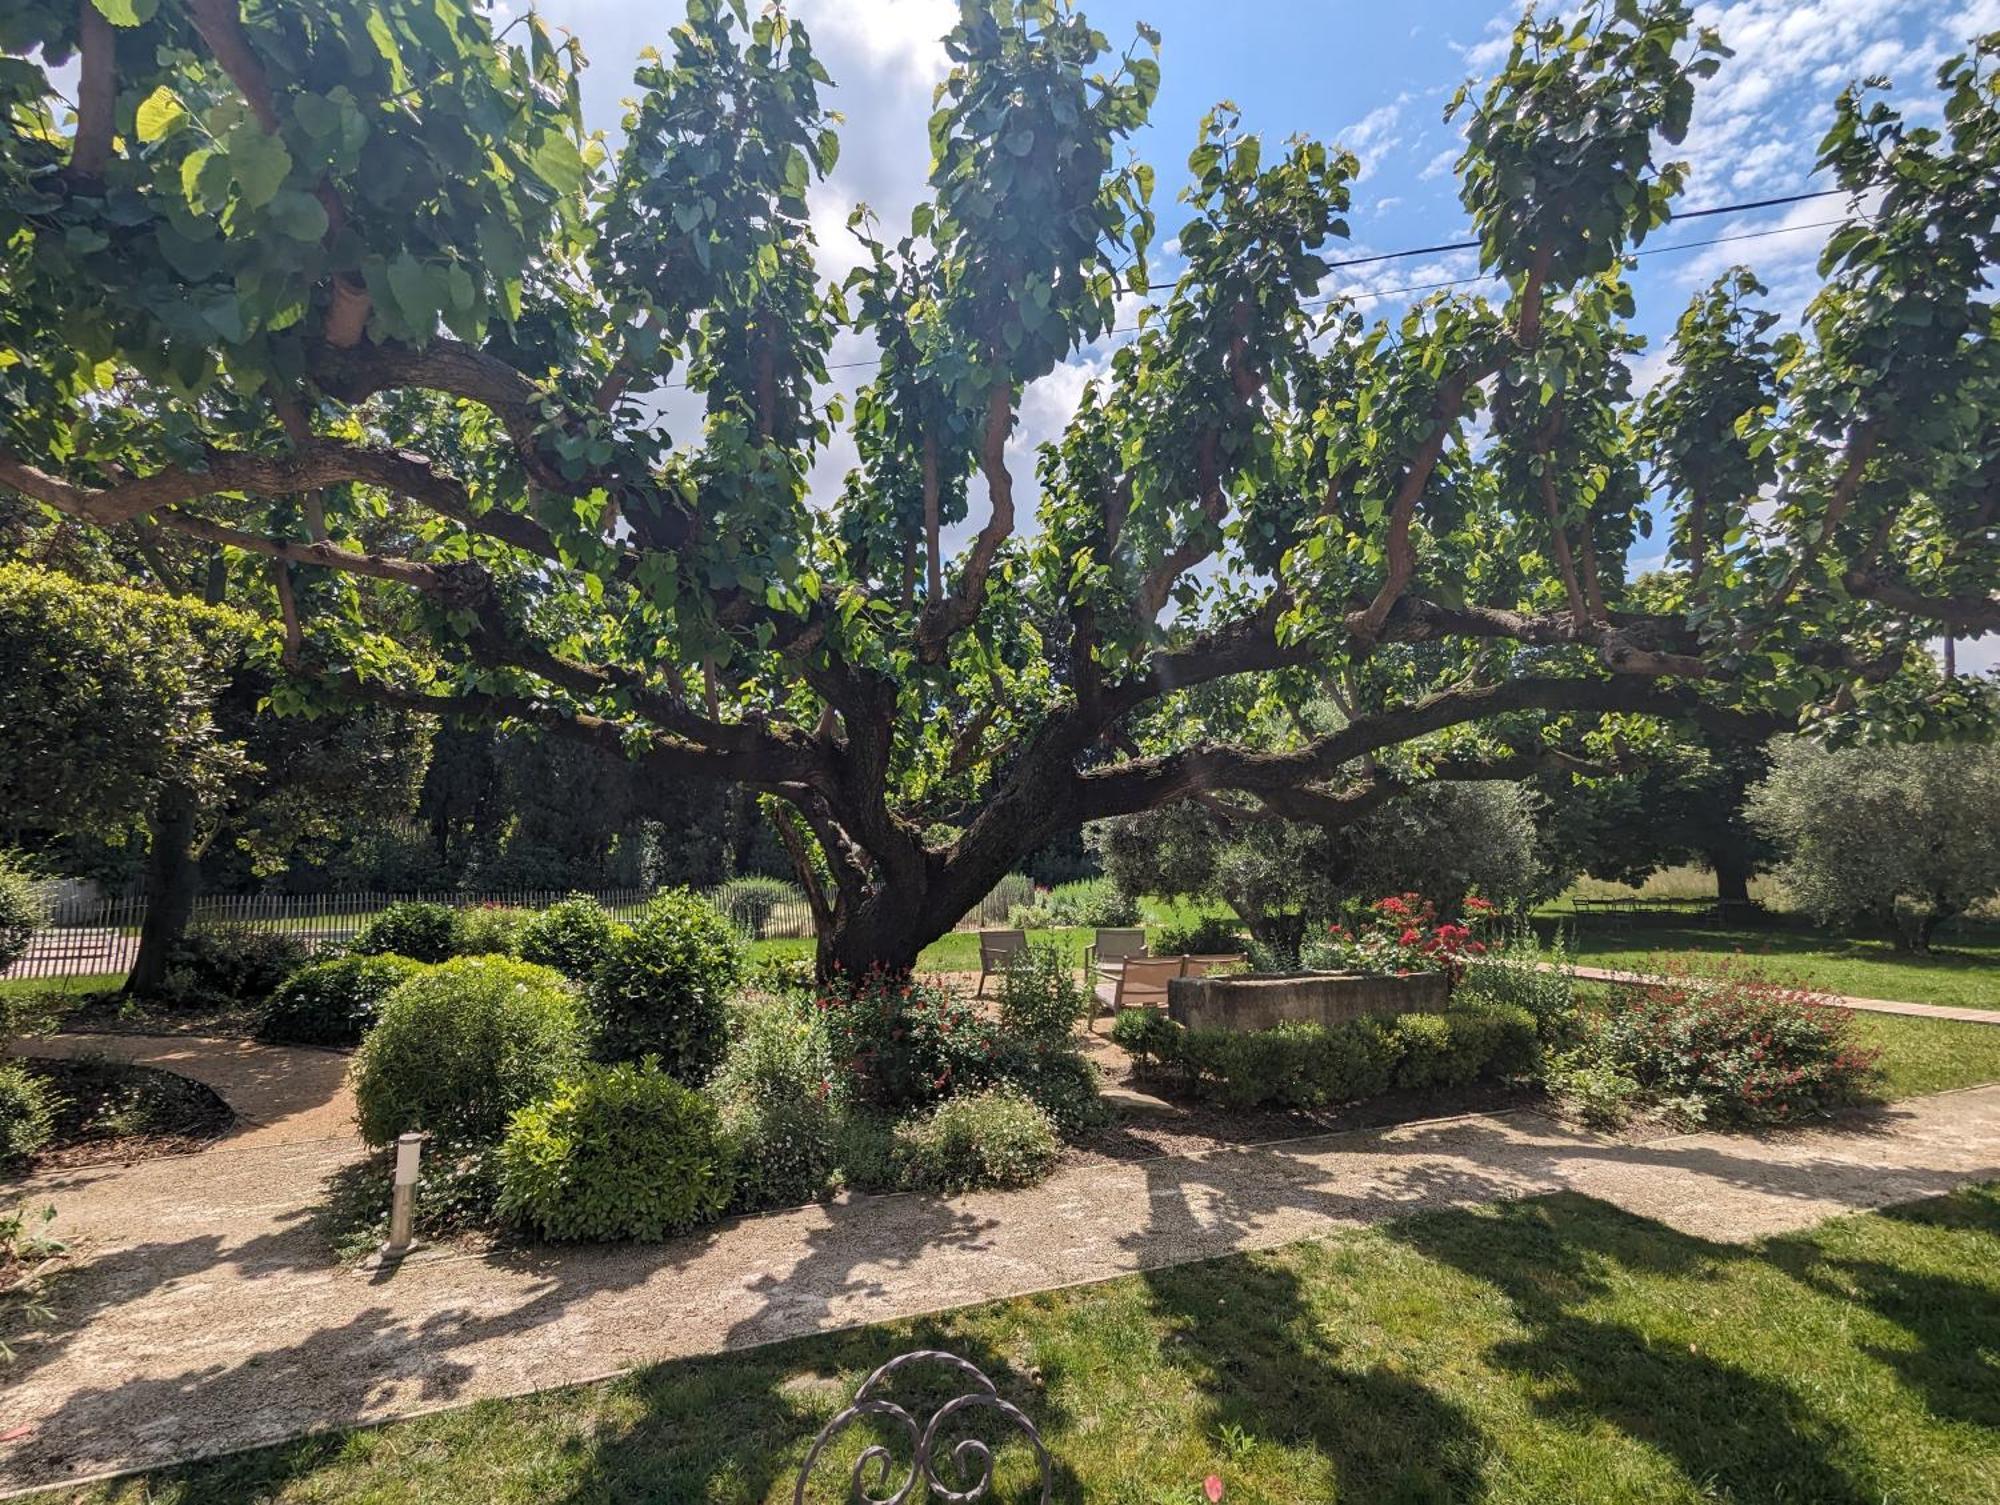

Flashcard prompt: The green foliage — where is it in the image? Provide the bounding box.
[0,563,252,845]
[995,941,1089,1046]
[0,853,38,971]
[352,902,461,964]
[891,1089,1062,1194]
[710,876,805,939]
[587,889,743,1080]
[708,998,839,1212]
[350,956,588,1146]
[1543,1049,1644,1129]
[454,905,532,957]
[498,1060,731,1242]
[1458,928,1578,1042]
[1044,878,1138,929]
[1110,1008,1184,1072]
[161,922,310,1005]
[991,1042,1109,1137]
[820,971,1000,1109]
[1153,915,1245,956]
[0,1061,54,1168]
[258,954,427,1047]
[1389,1012,1456,1091]
[1747,740,2000,951]
[517,894,617,981]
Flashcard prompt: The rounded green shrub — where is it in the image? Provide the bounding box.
[0,853,40,972]
[996,941,1089,1046]
[455,905,532,957]
[1110,1008,1185,1073]
[992,1042,1109,1136]
[588,889,743,1080]
[892,1088,1061,1194]
[498,1059,731,1241]
[0,1061,54,1169]
[710,1000,839,1211]
[711,875,805,939]
[1447,1001,1541,1080]
[517,894,616,980]
[1390,1011,1454,1091]
[350,956,588,1146]
[351,901,461,963]
[159,923,312,1005]
[258,954,428,1047]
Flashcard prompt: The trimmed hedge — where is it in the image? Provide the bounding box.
[350,956,589,1146]
[498,1060,731,1241]
[351,901,461,964]
[1117,1001,1538,1111]
[258,954,428,1047]
[588,889,744,1080]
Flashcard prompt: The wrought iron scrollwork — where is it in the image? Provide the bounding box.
[793,1350,1052,1504]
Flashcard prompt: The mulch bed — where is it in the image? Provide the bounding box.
[16,1057,234,1169]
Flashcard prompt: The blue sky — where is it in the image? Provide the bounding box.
[523,0,1998,664]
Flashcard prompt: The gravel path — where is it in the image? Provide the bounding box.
[3,1080,1998,1497]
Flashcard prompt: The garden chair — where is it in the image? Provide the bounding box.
[1105,955,1186,1016]
[1084,927,1148,984]
[976,928,1028,996]
[1181,952,1246,978]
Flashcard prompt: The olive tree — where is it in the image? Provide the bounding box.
[2,0,1995,977]
[1747,740,2000,951]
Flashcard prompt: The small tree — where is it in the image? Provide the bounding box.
[1746,739,2000,951]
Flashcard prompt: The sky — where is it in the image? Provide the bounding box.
[519,0,2000,667]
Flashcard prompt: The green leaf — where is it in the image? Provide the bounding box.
[91,0,157,25]
[386,251,436,334]
[265,189,329,242]
[529,132,589,195]
[226,128,293,209]
[134,85,185,142]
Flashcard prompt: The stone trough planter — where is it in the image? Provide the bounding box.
[1167,969,1450,1032]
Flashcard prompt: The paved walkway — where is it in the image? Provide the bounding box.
[4,1033,358,1149]
[1567,965,2000,1023]
[3,1079,1998,1496]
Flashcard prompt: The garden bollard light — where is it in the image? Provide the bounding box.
[383,1132,423,1261]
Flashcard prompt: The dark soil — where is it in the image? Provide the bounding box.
[17,1056,234,1168]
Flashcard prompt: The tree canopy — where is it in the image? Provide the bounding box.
[2,0,1995,974]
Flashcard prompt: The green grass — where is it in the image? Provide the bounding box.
[1854,1012,2000,1100]
[50,1182,2000,1504]
[1540,914,2000,1010]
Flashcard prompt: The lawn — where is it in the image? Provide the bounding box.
[1541,914,2000,1010]
[49,1182,2000,1504]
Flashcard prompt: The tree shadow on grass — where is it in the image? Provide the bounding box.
[1389,1193,1892,1505]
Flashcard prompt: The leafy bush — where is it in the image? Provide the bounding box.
[161,922,311,1004]
[498,1059,731,1241]
[991,1041,1109,1136]
[1389,1012,1455,1090]
[517,894,616,980]
[996,941,1089,1046]
[352,901,461,963]
[1544,1050,1643,1129]
[819,971,999,1109]
[711,875,805,939]
[893,1089,1061,1193]
[1578,970,1880,1126]
[455,905,532,957]
[0,1062,55,1169]
[1449,1001,1541,1079]
[258,954,428,1047]
[0,854,39,972]
[1459,928,1576,1041]
[1111,1008,1184,1072]
[1153,915,1245,956]
[1045,878,1139,929]
[350,956,588,1146]
[1006,901,1056,931]
[587,889,743,1081]
[1300,894,1492,982]
[710,999,839,1211]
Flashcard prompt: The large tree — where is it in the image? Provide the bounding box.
[2,0,1995,977]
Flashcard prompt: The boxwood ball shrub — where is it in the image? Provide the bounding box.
[711,875,806,939]
[350,956,588,1146]
[0,1061,54,1169]
[0,852,39,972]
[588,889,744,1081]
[352,900,461,964]
[517,893,617,980]
[498,1059,731,1241]
[1111,1008,1185,1073]
[893,1088,1062,1194]
[258,954,428,1047]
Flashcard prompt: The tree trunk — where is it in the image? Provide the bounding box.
[126,782,202,996]
[1709,847,1752,908]
[816,886,931,981]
